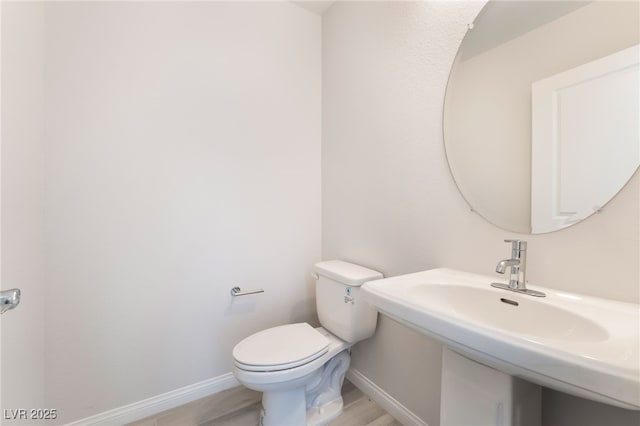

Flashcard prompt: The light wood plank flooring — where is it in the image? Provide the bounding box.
[128,380,401,426]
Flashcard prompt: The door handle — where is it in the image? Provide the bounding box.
[1,288,21,314]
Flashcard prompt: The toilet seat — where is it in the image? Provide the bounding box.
[233,323,329,372]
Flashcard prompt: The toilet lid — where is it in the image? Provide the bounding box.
[233,323,329,372]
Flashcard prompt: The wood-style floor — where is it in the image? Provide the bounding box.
[128,380,401,426]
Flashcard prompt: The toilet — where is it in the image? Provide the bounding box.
[231,260,383,426]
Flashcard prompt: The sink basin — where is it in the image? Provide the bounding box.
[411,285,608,342]
[362,268,640,410]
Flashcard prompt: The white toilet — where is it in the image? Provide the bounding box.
[231,260,383,426]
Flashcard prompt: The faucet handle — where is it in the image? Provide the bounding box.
[504,239,527,251]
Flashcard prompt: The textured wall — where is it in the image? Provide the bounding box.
[322,1,639,424]
[41,2,320,423]
[1,2,46,420]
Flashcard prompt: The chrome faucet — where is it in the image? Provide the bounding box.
[491,240,545,297]
[499,239,527,289]
[496,258,520,275]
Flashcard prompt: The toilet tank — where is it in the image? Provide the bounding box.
[314,260,383,343]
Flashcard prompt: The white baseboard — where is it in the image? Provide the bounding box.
[67,368,423,426]
[65,373,239,426]
[347,368,428,426]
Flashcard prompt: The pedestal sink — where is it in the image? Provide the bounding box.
[361,268,640,410]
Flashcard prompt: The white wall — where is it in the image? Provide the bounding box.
[322,1,639,425]
[40,2,320,423]
[1,2,47,420]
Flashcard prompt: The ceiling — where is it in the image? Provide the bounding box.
[291,1,337,16]
[460,1,591,60]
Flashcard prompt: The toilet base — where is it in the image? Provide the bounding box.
[306,397,344,426]
[261,388,307,426]
[233,330,353,426]
[257,350,350,426]
[260,394,344,426]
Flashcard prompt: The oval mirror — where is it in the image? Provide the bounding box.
[444,1,639,234]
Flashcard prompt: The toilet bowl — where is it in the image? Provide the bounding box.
[231,261,383,426]
[233,325,351,425]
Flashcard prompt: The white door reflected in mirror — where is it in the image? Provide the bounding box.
[531,45,639,233]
